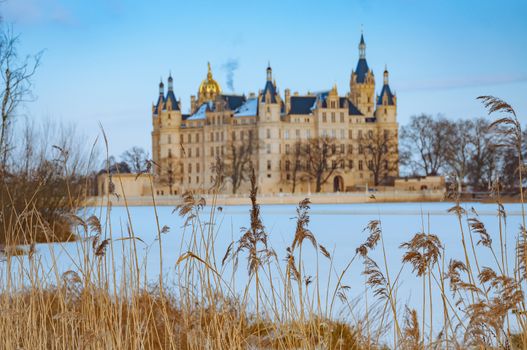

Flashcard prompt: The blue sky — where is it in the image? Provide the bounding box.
[2,0,527,157]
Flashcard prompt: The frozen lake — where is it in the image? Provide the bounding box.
[2,201,524,337]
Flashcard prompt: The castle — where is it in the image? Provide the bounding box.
[151,34,398,195]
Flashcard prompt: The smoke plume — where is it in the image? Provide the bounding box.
[222,58,239,92]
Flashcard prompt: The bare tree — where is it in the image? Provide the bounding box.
[121,146,149,173]
[282,140,303,193]
[466,118,500,190]
[0,27,42,170]
[400,114,451,176]
[360,128,398,186]
[445,119,473,192]
[299,136,345,193]
[214,129,257,194]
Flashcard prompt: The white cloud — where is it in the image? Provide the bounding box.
[1,0,75,25]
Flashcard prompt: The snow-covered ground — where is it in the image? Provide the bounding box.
[2,201,523,336]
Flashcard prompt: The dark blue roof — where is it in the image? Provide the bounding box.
[182,114,190,120]
[221,94,246,110]
[377,84,395,106]
[154,95,165,115]
[261,81,278,103]
[365,117,376,123]
[347,99,363,116]
[289,96,316,115]
[164,91,180,111]
[360,33,365,45]
[355,58,370,83]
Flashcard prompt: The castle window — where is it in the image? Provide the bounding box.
[368,130,373,139]
[368,97,371,103]
[331,101,336,109]
[210,132,213,141]
[266,144,271,154]
[331,130,336,138]
[295,129,300,139]
[340,113,344,122]
[349,130,353,139]
[384,129,389,139]
[359,160,363,170]
[285,160,290,171]
[210,146,213,156]
[168,113,171,119]
[232,131,236,141]
[196,176,199,183]
[349,160,354,169]
[221,132,224,141]
[266,129,271,139]
[215,132,219,142]
[306,130,311,139]
[286,173,291,181]
[196,148,200,157]
[168,135,172,144]
[322,113,327,122]
[249,130,253,140]
[340,130,345,139]
[221,146,224,155]
[368,160,373,169]
[188,163,192,173]
[188,176,191,183]
[331,112,335,122]
[187,134,191,143]
[358,130,363,139]
[340,144,345,154]
[196,134,200,142]
[216,146,219,156]
[267,160,271,170]
[359,145,363,154]
[285,144,290,155]
[285,130,289,139]
[348,144,353,154]
[197,163,200,172]
[168,149,172,158]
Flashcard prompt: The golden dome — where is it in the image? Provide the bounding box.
[198,62,221,104]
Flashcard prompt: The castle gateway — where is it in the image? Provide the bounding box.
[151,34,398,195]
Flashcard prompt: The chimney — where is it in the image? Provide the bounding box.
[285,88,291,114]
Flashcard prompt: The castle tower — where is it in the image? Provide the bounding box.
[374,66,397,123]
[350,33,375,116]
[197,62,222,106]
[258,63,281,122]
[258,63,282,191]
[152,75,182,194]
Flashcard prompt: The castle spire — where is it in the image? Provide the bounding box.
[207,62,213,80]
[266,62,272,81]
[159,78,164,95]
[359,33,366,59]
[168,72,173,91]
[383,65,389,85]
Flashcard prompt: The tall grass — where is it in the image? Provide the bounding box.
[1,96,527,349]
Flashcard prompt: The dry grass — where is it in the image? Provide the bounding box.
[2,96,527,349]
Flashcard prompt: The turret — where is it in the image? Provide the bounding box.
[350,33,375,116]
[374,65,397,123]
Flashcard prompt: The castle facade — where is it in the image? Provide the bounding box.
[151,34,398,195]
